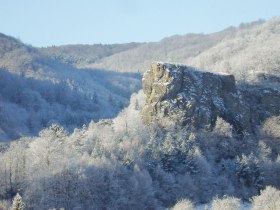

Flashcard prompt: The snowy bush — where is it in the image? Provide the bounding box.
[0,200,10,210]
[10,193,25,210]
[251,186,280,210]
[171,199,195,210]
[211,196,241,210]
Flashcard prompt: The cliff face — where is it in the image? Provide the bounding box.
[142,62,280,132]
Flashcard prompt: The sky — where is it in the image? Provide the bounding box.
[0,0,279,47]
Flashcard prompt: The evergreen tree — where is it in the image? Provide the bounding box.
[10,193,25,210]
[235,154,264,191]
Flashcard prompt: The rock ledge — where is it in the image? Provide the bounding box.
[142,62,280,132]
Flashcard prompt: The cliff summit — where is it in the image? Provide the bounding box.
[142,62,280,133]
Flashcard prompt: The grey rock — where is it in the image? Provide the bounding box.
[141,62,280,133]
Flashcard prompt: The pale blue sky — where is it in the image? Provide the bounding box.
[0,0,279,47]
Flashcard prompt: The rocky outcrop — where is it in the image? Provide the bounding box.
[141,62,280,133]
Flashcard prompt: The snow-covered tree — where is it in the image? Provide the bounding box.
[171,198,195,210]
[211,196,241,210]
[10,193,25,210]
[235,154,264,193]
[251,186,280,210]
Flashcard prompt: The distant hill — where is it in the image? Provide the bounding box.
[39,42,142,68]
[41,18,280,87]
[40,30,237,72]
[187,17,280,84]
[0,33,141,140]
[86,31,237,72]
[39,18,274,79]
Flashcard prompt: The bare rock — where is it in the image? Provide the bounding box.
[142,62,256,132]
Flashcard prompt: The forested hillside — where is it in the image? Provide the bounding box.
[39,42,142,68]
[44,19,266,76]
[42,18,280,88]
[0,33,141,140]
[187,17,280,84]
[41,28,238,73]
[0,90,279,209]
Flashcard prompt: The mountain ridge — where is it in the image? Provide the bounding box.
[37,19,267,75]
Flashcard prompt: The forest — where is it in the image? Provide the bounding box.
[0,91,280,209]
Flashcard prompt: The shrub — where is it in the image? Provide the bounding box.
[251,186,280,210]
[172,199,195,210]
[0,200,10,210]
[211,196,240,210]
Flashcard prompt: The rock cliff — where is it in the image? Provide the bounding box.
[142,62,280,133]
